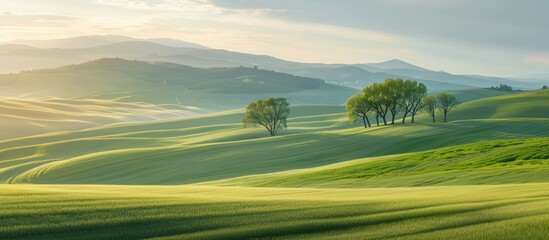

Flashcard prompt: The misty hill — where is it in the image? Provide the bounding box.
[0,38,544,90]
[301,65,471,90]
[362,59,428,72]
[29,58,326,93]
[0,97,197,140]
[0,58,356,110]
[2,35,208,49]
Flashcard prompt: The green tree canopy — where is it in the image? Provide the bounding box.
[401,80,427,123]
[422,96,437,123]
[243,97,290,136]
[345,93,372,128]
[383,78,405,125]
[437,93,459,122]
[364,82,389,125]
[362,78,428,125]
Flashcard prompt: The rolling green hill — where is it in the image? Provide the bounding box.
[0,97,198,140]
[212,137,549,187]
[1,87,548,239]
[1,90,548,185]
[451,89,549,120]
[445,88,516,102]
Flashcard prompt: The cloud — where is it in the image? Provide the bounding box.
[93,0,223,15]
[211,0,549,52]
[0,12,81,27]
[525,55,549,66]
[3,0,549,75]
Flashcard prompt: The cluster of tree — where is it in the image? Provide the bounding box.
[491,84,513,91]
[346,78,459,127]
[243,97,290,136]
[241,80,461,136]
[346,78,427,127]
[543,85,548,89]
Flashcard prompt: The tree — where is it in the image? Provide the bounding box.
[401,80,427,123]
[345,93,372,128]
[437,93,459,122]
[422,96,437,123]
[493,84,513,91]
[243,97,290,136]
[383,78,405,125]
[361,78,430,126]
[364,83,389,125]
[543,85,548,89]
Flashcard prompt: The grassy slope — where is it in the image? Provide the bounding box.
[446,88,515,102]
[1,90,549,185]
[0,97,199,140]
[0,184,547,239]
[212,137,549,187]
[1,90,548,239]
[451,89,549,120]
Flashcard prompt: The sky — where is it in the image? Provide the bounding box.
[1,0,548,77]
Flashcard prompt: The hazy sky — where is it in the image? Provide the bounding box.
[1,0,548,76]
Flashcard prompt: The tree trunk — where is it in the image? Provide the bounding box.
[444,110,448,122]
[365,116,371,127]
[402,111,409,124]
[411,113,415,123]
[391,114,396,125]
[376,113,379,126]
[431,113,435,123]
[362,117,368,128]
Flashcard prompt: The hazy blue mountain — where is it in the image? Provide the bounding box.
[508,74,549,87]
[146,38,209,49]
[513,73,549,80]
[362,59,428,72]
[2,35,135,49]
[374,67,541,89]
[1,35,208,49]
[0,44,37,54]
[293,65,470,91]
[0,37,542,91]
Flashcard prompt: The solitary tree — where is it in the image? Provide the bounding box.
[422,96,437,123]
[345,93,372,128]
[543,85,548,89]
[437,93,458,122]
[243,97,290,136]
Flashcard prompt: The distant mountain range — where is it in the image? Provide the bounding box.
[0,58,355,110]
[1,35,209,49]
[1,35,546,91]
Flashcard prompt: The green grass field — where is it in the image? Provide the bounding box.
[1,184,548,239]
[451,89,549,120]
[213,137,549,188]
[1,89,548,239]
[2,104,549,185]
